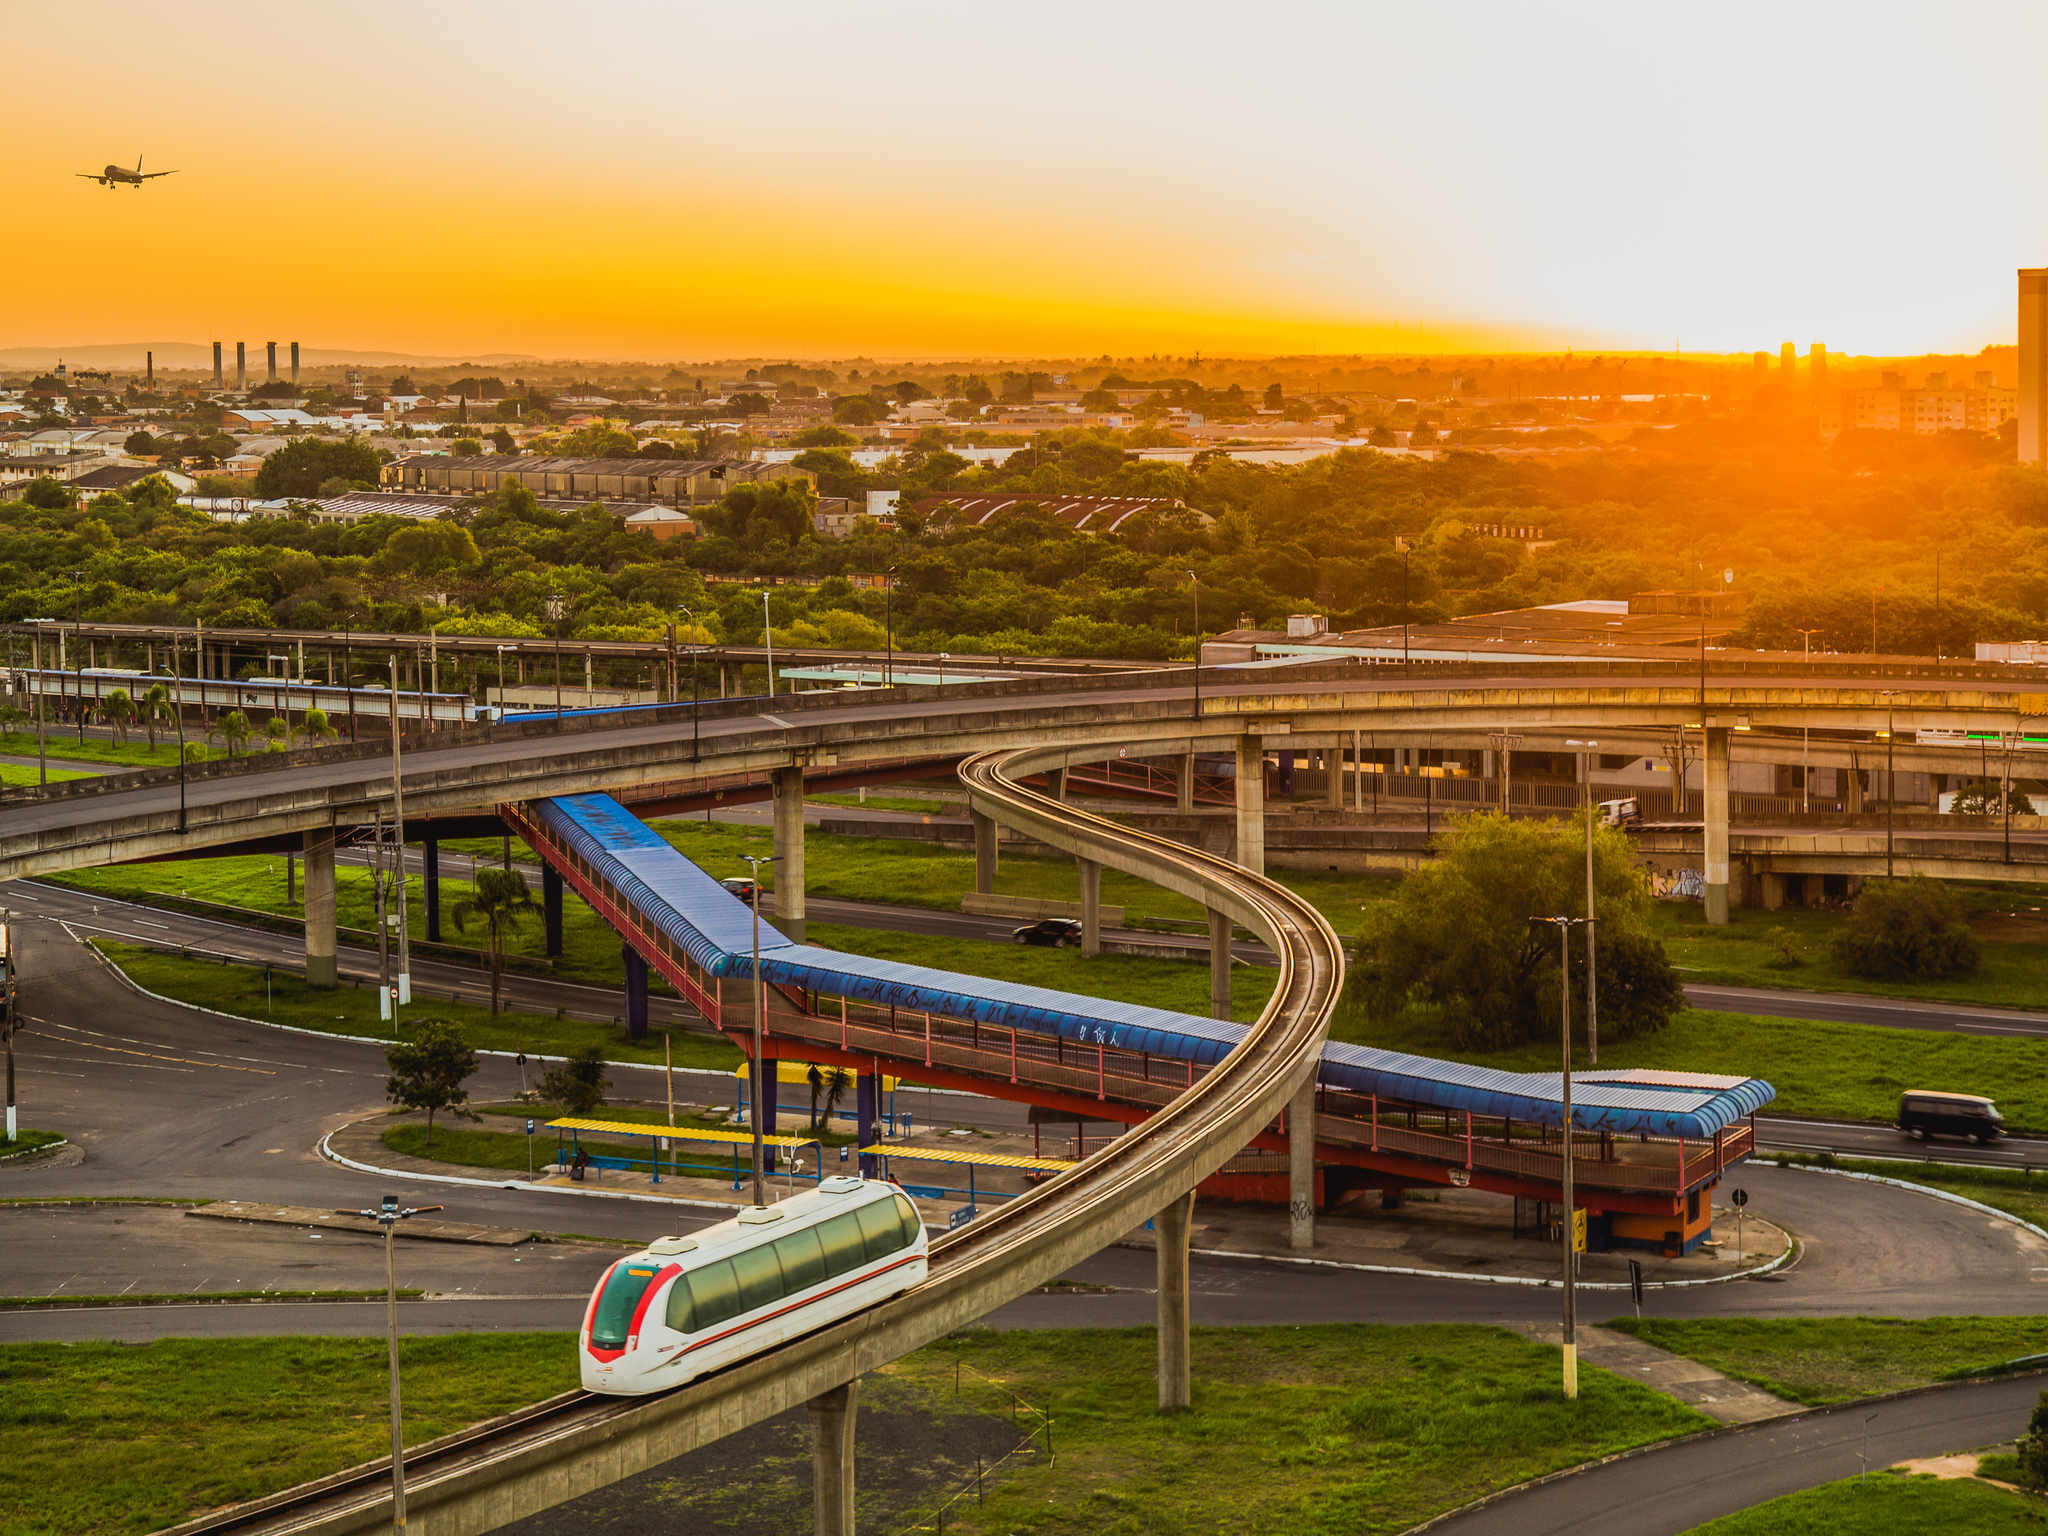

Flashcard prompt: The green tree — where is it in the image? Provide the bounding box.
[1351,813,1683,1050]
[450,867,539,1015]
[100,687,133,745]
[384,1018,477,1150]
[254,438,383,498]
[208,709,253,759]
[1949,780,2035,816]
[806,1063,852,1132]
[20,476,73,510]
[450,437,483,457]
[2018,1390,2048,1489]
[1831,879,1981,980]
[831,394,885,426]
[294,706,339,747]
[489,427,516,453]
[264,715,290,752]
[539,1044,609,1116]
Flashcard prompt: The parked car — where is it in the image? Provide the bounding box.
[720,876,762,906]
[1898,1090,2004,1145]
[1012,918,1083,948]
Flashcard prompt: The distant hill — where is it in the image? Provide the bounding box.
[0,343,541,370]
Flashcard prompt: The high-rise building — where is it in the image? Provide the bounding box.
[1810,342,1827,393]
[2023,267,2048,466]
[1752,350,1769,383]
[1780,341,1796,380]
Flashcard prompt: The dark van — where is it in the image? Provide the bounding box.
[1898,1091,2004,1145]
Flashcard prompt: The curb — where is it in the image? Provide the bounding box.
[1398,1367,2048,1535]
[1757,1156,2048,1245]
[316,1124,755,1216]
[70,923,734,1084]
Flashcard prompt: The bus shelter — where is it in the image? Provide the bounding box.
[547,1116,824,1191]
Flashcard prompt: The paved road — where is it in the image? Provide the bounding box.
[1426,1372,2048,1536]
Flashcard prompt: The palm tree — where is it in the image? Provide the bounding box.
[140,683,171,749]
[209,709,252,760]
[294,706,339,748]
[450,867,538,1015]
[101,688,133,745]
[264,715,289,753]
[806,1063,852,1132]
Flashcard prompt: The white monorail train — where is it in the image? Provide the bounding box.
[580,1177,929,1396]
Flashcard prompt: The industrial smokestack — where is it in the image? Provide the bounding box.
[235,342,246,391]
[266,341,277,383]
[212,342,223,386]
[146,351,154,388]
[290,341,300,387]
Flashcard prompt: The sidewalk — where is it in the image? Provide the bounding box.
[1507,1322,1797,1425]
[330,1110,1791,1287]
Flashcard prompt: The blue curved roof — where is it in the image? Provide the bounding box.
[530,793,1774,1138]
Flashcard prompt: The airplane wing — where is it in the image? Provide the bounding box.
[76,172,104,180]
[140,170,179,179]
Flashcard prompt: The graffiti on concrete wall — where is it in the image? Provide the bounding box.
[1652,867,1706,901]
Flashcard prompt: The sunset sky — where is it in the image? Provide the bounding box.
[11,1,2048,361]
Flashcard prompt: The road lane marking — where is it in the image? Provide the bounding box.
[42,1022,275,1075]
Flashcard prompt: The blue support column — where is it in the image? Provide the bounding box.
[857,1072,879,1177]
[622,945,648,1042]
[542,864,563,957]
[759,1061,778,1135]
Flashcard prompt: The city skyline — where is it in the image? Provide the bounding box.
[9,1,2048,360]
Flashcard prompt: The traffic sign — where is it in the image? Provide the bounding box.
[1571,1208,1588,1254]
[1731,1188,1748,1208]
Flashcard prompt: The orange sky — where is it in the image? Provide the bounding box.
[10,2,2048,361]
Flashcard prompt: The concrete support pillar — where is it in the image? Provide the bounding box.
[1051,764,1068,801]
[1078,857,1101,958]
[856,1072,880,1177]
[1155,1189,1194,1411]
[582,651,593,704]
[623,946,648,1041]
[1757,872,1786,912]
[808,1380,859,1536]
[772,764,807,942]
[1703,726,1731,926]
[542,864,564,957]
[971,808,999,895]
[1289,1078,1317,1250]
[759,1061,778,1134]
[423,836,441,943]
[1207,907,1232,1021]
[1324,745,1344,808]
[1845,759,1864,815]
[1234,736,1265,875]
[302,828,337,988]
[1175,751,1195,812]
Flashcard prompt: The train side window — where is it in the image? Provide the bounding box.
[776,1226,828,1293]
[893,1195,923,1248]
[856,1199,906,1262]
[732,1243,784,1313]
[818,1212,868,1276]
[664,1275,695,1334]
[685,1259,742,1329]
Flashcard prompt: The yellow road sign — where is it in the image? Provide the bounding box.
[1571,1208,1588,1254]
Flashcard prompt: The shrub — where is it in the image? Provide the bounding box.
[1830,879,1980,980]
[2017,1389,2048,1489]
[538,1045,609,1115]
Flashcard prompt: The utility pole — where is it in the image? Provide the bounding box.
[1488,730,1522,816]
[2,910,17,1143]
[740,852,776,1208]
[1881,692,1898,878]
[358,1194,441,1534]
[1794,628,1822,814]
[680,605,702,762]
[1533,914,1589,1401]
[171,635,187,832]
[1567,739,1599,1065]
[1188,570,1202,722]
[387,657,411,1007]
[31,624,46,788]
[374,811,392,1020]
[761,590,775,698]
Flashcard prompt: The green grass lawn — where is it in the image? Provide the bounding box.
[810,790,958,815]
[1761,1154,2048,1232]
[94,941,740,1070]
[0,1334,580,1536]
[1332,1003,2048,1133]
[1606,1316,2048,1405]
[1656,892,2048,1013]
[900,1324,1707,1536]
[0,730,185,770]
[0,762,94,786]
[0,1130,66,1159]
[1686,1473,2048,1534]
[0,1324,1706,1536]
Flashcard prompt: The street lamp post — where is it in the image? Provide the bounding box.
[546,594,565,719]
[761,590,774,699]
[1881,691,1898,877]
[882,566,897,688]
[356,1193,442,1533]
[70,568,85,744]
[171,636,187,832]
[2004,727,2018,864]
[1488,730,1522,816]
[1396,536,1412,671]
[1566,738,1600,1066]
[1188,570,1202,722]
[493,644,511,721]
[739,853,776,1208]
[1532,914,1589,1400]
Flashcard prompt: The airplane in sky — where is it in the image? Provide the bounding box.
[77,155,177,188]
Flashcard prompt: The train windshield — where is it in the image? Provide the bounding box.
[591,1264,661,1349]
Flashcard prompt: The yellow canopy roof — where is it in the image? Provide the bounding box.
[548,1116,819,1149]
[859,1144,1074,1173]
